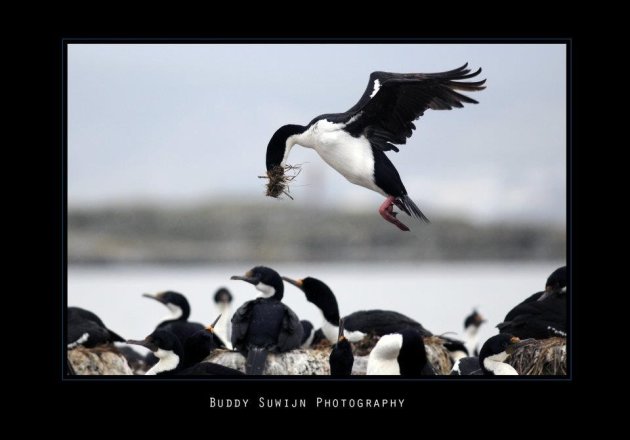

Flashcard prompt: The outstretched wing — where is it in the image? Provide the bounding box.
[344,64,486,152]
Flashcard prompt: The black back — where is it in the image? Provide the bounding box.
[157,320,205,347]
[329,339,354,376]
[343,310,432,337]
[68,306,125,347]
[397,329,429,377]
[183,328,225,368]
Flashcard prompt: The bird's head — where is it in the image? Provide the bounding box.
[231,266,284,300]
[545,266,567,295]
[282,276,341,323]
[264,124,306,198]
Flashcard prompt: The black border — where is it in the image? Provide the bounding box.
[57,38,575,411]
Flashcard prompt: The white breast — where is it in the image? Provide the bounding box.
[294,120,386,196]
[366,334,403,375]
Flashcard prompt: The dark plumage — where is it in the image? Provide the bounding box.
[67,306,125,348]
[182,315,226,368]
[329,319,354,376]
[450,334,527,376]
[497,266,567,339]
[231,266,303,374]
[127,329,242,376]
[283,276,431,343]
[142,291,205,346]
[265,64,485,231]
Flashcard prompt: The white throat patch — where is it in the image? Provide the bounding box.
[146,349,180,375]
[164,303,183,321]
[255,282,276,298]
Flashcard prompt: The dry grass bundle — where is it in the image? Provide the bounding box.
[423,336,454,375]
[507,337,567,375]
[260,164,302,199]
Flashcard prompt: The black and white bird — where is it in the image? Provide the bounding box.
[463,309,486,356]
[230,266,303,374]
[497,266,567,339]
[329,319,354,376]
[367,329,433,376]
[299,320,316,349]
[127,329,242,376]
[67,306,125,348]
[213,287,233,350]
[282,276,431,344]
[142,291,205,346]
[450,334,531,376]
[264,64,485,231]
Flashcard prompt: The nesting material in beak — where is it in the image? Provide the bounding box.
[260,164,302,199]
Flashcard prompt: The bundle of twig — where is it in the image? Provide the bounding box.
[260,164,302,199]
[507,337,567,375]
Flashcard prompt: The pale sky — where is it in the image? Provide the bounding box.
[68,44,566,224]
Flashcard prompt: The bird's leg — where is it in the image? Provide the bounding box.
[378,196,410,231]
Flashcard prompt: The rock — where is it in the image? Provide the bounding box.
[507,337,567,375]
[68,345,133,375]
[207,349,331,375]
[207,336,453,375]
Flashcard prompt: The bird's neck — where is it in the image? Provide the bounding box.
[162,303,188,323]
[145,349,181,375]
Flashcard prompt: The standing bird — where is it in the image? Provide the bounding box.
[67,306,125,348]
[213,287,234,349]
[463,309,486,356]
[282,276,431,344]
[450,334,532,376]
[127,329,242,376]
[264,64,485,231]
[367,329,432,376]
[142,291,205,346]
[497,266,567,339]
[230,266,303,374]
[329,319,354,376]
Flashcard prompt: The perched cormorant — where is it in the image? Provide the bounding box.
[366,329,433,376]
[126,329,242,376]
[213,287,233,349]
[463,309,486,356]
[142,291,205,345]
[230,266,303,375]
[450,334,533,376]
[282,276,431,343]
[264,64,485,231]
[329,319,354,376]
[497,266,567,339]
[67,306,125,348]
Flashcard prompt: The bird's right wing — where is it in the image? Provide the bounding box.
[277,306,304,351]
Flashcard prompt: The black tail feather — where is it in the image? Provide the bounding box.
[246,347,269,375]
[107,329,126,343]
[398,195,430,224]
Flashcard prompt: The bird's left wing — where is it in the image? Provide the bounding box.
[344,64,485,152]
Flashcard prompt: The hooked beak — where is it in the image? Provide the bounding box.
[206,314,222,332]
[281,276,304,290]
[506,337,535,354]
[126,338,158,352]
[142,293,166,304]
[230,273,260,285]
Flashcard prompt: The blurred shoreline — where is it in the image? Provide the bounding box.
[69,202,565,265]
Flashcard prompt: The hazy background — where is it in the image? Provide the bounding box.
[68,44,566,348]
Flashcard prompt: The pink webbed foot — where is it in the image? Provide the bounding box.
[378,196,410,231]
